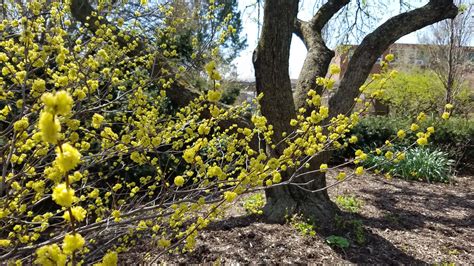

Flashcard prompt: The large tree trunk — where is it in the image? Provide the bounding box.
[262,153,338,226]
[253,0,458,225]
[253,0,337,225]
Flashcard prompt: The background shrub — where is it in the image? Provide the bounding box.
[368,69,445,116]
[364,147,454,183]
[365,68,473,117]
[334,116,474,174]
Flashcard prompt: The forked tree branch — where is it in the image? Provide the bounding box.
[329,0,458,118]
[293,0,349,110]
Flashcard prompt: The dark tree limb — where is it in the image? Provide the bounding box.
[253,0,299,143]
[293,0,349,110]
[309,0,351,32]
[328,0,458,118]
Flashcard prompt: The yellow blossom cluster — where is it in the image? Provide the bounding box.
[0,1,447,265]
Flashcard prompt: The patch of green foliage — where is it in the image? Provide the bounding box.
[364,147,454,183]
[335,195,363,213]
[438,262,456,266]
[335,116,473,172]
[366,68,473,116]
[326,235,350,249]
[242,193,265,215]
[288,214,316,237]
[351,219,366,245]
[334,215,366,245]
[220,81,244,105]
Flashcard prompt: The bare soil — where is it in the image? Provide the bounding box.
[133,168,473,264]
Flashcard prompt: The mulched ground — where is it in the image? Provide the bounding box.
[136,168,473,264]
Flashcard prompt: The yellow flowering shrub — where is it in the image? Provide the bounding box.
[0,1,450,265]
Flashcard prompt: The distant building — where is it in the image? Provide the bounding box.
[332,43,474,85]
[233,43,474,109]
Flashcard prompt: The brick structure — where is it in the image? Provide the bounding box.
[332,43,474,85]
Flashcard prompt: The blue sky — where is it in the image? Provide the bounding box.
[232,0,429,80]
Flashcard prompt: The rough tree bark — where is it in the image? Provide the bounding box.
[255,0,458,225]
[252,0,339,225]
[293,0,349,110]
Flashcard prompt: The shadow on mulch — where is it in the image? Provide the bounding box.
[329,211,426,264]
[206,213,263,231]
[359,181,474,232]
[202,212,425,264]
[142,171,472,264]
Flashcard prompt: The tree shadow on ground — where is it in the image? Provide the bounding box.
[204,212,425,264]
[316,210,425,264]
[358,181,473,232]
[206,213,263,231]
[186,177,472,264]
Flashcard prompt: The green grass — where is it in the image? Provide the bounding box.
[335,194,363,213]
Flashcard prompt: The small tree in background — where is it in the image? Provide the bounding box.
[419,0,473,109]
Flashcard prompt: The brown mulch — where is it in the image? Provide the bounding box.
[134,168,473,264]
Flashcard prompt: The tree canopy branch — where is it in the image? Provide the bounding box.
[309,0,350,32]
[293,0,349,110]
[328,0,458,118]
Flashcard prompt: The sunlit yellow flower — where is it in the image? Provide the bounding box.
[0,239,11,247]
[441,112,450,120]
[99,251,118,266]
[35,244,67,265]
[174,176,185,187]
[62,233,85,255]
[385,54,395,62]
[336,172,346,181]
[329,64,341,75]
[63,206,87,222]
[92,113,104,129]
[355,166,364,176]
[223,191,237,202]
[397,129,406,139]
[320,164,328,172]
[13,117,29,132]
[208,165,225,180]
[55,143,81,172]
[417,112,426,122]
[207,90,221,102]
[42,91,73,115]
[38,111,61,144]
[349,135,358,144]
[417,137,428,146]
[52,183,75,207]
